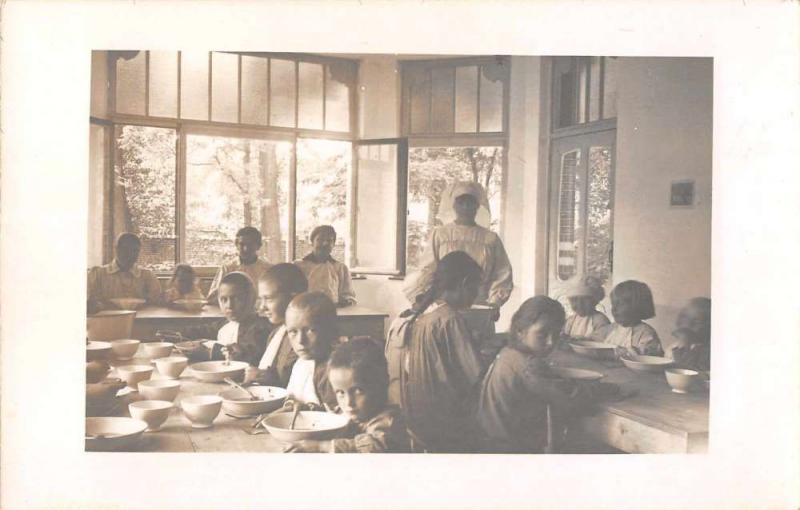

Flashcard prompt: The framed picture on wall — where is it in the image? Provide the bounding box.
[670,179,695,207]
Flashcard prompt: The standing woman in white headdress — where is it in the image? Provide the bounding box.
[404,181,514,321]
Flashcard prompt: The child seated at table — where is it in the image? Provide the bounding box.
[669,297,711,372]
[591,280,664,356]
[562,276,610,341]
[294,225,356,307]
[284,337,411,453]
[164,264,205,304]
[207,227,272,303]
[477,296,590,453]
[279,292,340,410]
[182,272,271,366]
[243,264,309,386]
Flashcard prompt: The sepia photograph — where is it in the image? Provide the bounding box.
[86,50,711,455]
[2,1,799,509]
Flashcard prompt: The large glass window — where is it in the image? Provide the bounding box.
[553,56,618,129]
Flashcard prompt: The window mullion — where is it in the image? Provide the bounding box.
[288,138,298,262]
[176,127,187,265]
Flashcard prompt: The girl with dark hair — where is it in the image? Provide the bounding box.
[477,296,589,453]
[591,280,664,356]
[385,250,484,452]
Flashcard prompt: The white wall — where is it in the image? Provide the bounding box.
[614,57,713,346]
[352,55,545,333]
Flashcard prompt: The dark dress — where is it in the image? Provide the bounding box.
[182,314,271,367]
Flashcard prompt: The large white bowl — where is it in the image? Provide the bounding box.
[621,355,674,373]
[174,298,206,313]
[138,379,181,401]
[87,310,136,341]
[181,395,223,428]
[665,368,700,393]
[189,361,249,383]
[116,364,154,390]
[220,386,288,417]
[142,342,174,359]
[85,417,148,451]
[262,411,350,442]
[86,341,112,362]
[569,340,617,361]
[109,339,141,360]
[550,366,605,382]
[154,356,189,379]
[109,298,146,310]
[129,400,173,431]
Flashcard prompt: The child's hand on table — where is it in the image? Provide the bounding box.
[86,361,111,383]
[243,366,265,385]
[283,440,332,453]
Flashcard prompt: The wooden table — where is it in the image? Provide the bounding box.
[132,305,388,343]
[550,349,709,453]
[104,351,286,453]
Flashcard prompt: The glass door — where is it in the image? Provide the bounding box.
[548,130,616,310]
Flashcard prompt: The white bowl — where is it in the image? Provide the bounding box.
[569,340,617,361]
[87,310,136,341]
[109,298,146,310]
[181,395,223,428]
[85,417,148,451]
[621,355,674,373]
[138,379,181,401]
[116,364,154,390]
[174,298,206,313]
[262,411,350,442]
[220,386,288,417]
[665,368,700,393]
[129,400,173,431]
[550,366,605,381]
[154,356,189,379]
[86,341,112,362]
[142,342,174,359]
[109,339,141,360]
[189,361,249,383]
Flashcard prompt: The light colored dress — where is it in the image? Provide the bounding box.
[591,322,663,356]
[294,256,356,305]
[206,257,271,302]
[404,223,513,307]
[87,260,162,307]
[385,303,483,452]
[563,311,611,339]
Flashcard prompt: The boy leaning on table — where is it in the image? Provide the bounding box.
[86,232,163,314]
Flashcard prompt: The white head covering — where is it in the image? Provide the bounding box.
[438,181,492,228]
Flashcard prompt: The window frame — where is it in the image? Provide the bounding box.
[105,51,360,277]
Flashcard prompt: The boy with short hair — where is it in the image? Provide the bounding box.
[207,227,272,303]
[183,272,271,367]
[294,225,356,307]
[87,232,163,313]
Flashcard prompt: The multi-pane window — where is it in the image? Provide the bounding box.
[106,52,357,273]
[553,56,618,129]
[401,57,508,273]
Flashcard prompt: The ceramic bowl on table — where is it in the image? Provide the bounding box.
[189,360,249,383]
[181,395,223,428]
[116,364,154,390]
[87,310,136,342]
[109,298,146,310]
[138,379,181,401]
[142,342,174,359]
[109,339,141,360]
[549,366,605,382]
[129,400,173,431]
[620,355,674,373]
[220,386,288,417]
[86,341,112,362]
[569,340,617,361]
[154,356,189,379]
[664,368,700,394]
[262,411,350,442]
[174,298,206,313]
[85,417,148,451]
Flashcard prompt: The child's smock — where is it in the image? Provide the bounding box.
[563,311,610,339]
[591,322,663,356]
[294,256,356,305]
[330,406,411,453]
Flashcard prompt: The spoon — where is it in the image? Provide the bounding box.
[289,403,301,430]
[223,377,262,401]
